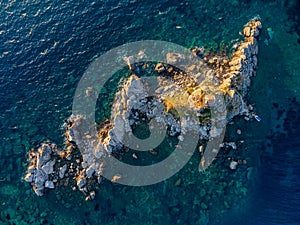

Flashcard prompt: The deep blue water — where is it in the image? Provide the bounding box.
[0,0,300,224]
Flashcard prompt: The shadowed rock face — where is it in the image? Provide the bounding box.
[24,18,262,199]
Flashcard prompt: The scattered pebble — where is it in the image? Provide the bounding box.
[178,135,184,142]
[198,145,203,153]
[132,153,138,160]
[111,175,122,183]
[229,161,238,170]
[149,149,158,155]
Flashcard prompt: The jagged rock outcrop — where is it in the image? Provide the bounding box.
[24,18,262,198]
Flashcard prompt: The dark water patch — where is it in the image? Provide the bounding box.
[218,99,300,225]
[254,99,300,224]
[285,0,300,37]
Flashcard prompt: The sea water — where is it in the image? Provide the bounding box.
[0,0,300,224]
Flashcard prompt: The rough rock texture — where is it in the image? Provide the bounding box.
[24,18,262,199]
[24,144,58,196]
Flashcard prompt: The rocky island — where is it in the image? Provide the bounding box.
[24,18,262,200]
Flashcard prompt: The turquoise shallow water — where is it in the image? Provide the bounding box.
[1,0,300,224]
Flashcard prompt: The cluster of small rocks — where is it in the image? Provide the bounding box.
[24,139,99,199]
[24,144,64,196]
